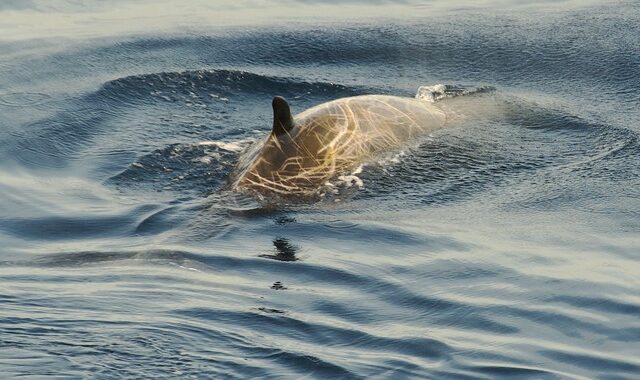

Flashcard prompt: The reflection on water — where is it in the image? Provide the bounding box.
[260,238,299,262]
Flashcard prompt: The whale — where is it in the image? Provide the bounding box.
[229,86,490,198]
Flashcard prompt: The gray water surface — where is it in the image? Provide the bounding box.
[1,1,639,379]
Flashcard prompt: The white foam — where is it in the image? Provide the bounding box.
[378,150,407,166]
[195,140,247,152]
[192,154,219,164]
[337,175,364,189]
[415,84,448,103]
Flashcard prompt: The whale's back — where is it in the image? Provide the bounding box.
[291,95,445,164]
[295,95,445,147]
[233,95,446,196]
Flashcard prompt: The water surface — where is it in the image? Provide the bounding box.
[1,0,639,378]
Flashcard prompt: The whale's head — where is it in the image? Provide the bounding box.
[232,96,332,195]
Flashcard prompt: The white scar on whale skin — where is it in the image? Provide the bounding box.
[229,86,494,198]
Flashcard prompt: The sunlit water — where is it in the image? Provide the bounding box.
[1,1,639,378]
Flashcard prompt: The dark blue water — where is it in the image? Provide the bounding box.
[1,1,639,378]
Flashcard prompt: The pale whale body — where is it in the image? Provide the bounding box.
[230,87,480,197]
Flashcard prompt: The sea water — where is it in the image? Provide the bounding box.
[1,1,639,378]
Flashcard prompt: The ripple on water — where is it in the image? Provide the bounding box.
[1,3,639,378]
[0,92,51,107]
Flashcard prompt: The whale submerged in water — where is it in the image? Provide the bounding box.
[230,86,491,198]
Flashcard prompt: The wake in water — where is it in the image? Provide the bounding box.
[83,69,636,211]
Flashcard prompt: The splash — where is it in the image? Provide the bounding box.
[416,84,496,102]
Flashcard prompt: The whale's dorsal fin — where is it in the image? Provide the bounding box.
[272,96,295,136]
